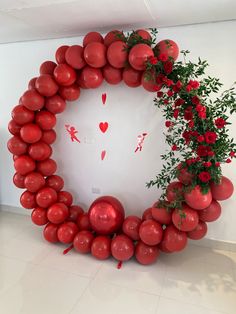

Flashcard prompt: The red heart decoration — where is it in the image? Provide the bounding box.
[102,93,107,105]
[99,122,109,133]
[101,150,106,160]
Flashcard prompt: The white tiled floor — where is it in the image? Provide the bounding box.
[0,211,236,314]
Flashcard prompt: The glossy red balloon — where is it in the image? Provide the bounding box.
[84,42,107,68]
[45,95,66,114]
[24,172,45,192]
[57,222,78,244]
[28,141,52,161]
[57,191,73,207]
[198,200,221,222]
[20,123,42,143]
[107,41,128,68]
[21,89,45,111]
[88,196,125,235]
[135,241,160,265]
[14,155,36,175]
[73,230,94,254]
[7,136,28,155]
[35,75,58,97]
[172,204,199,232]
[28,77,37,90]
[35,111,56,130]
[102,64,122,84]
[210,176,234,201]
[47,203,69,224]
[41,130,57,144]
[13,172,25,188]
[65,45,86,69]
[40,61,57,75]
[91,236,111,260]
[20,190,37,209]
[135,29,152,41]
[43,223,59,243]
[151,203,172,225]
[68,205,84,222]
[162,225,187,252]
[58,84,80,101]
[159,240,173,254]
[123,67,142,87]
[31,207,48,226]
[79,66,103,89]
[142,70,162,92]
[104,30,124,46]
[187,221,208,240]
[37,158,57,176]
[177,164,193,185]
[8,119,21,135]
[184,185,212,210]
[83,32,103,46]
[129,44,154,70]
[139,219,163,246]
[77,213,91,231]
[122,215,142,240]
[55,45,69,64]
[46,175,64,192]
[36,187,57,208]
[111,234,134,261]
[166,181,184,202]
[11,105,34,125]
[154,39,179,61]
[53,64,76,86]
[142,208,153,220]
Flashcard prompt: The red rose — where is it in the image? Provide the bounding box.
[197,145,211,157]
[157,91,163,98]
[226,158,232,163]
[198,111,206,119]
[230,151,235,157]
[184,109,193,120]
[196,104,206,113]
[191,131,198,137]
[203,161,212,167]
[215,162,220,167]
[172,144,178,151]
[163,61,173,74]
[165,121,171,127]
[173,109,179,119]
[188,120,194,128]
[176,80,182,89]
[175,98,185,107]
[153,84,162,91]
[198,171,211,182]
[192,96,200,105]
[164,99,169,104]
[208,151,215,157]
[163,78,174,87]
[158,53,168,62]
[149,56,158,65]
[186,85,192,93]
[189,80,200,89]
[156,74,165,84]
[197,135,204,142]
[215,117,226,129]
[205,131,217,144]
[167,90,174,97]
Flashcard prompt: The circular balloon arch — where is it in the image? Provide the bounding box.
[7,29,235,266]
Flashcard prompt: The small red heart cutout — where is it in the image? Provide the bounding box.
[101,150,106,160]
[102,93,107,105]
[99,122,109,133]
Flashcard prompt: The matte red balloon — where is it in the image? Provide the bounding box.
[11,105,34,125]
[154,39,179,61]
[104,30,124,46]
[28,141,52,161]
[35,75,58,97]
[111,234,134,261]
[7,136,28,155]
[91,236,111,260]
[135,241,160,265]
[40,61,57,75]
[24,172,45,192]
[102,64,122,84]
[8,119,21,135]
[151,203,172,225]
[57,222,79,244]
[135,29,152,41]
[177,164,193,185]
[80,66,103,89]
[14,155,36,175]
[58,84,80,101]
[20,123,42,143]
[21,89,45,111]
[187,221,208,240]
[36,187,57,208]
[31,207,48,226]
[198,200,221,222]
[172,204,199,232]
[210,176,234,201]
[43,223,59,243]
[37,158,57,176]
[159,241,173,254]
[123,67,142,87]
[142,208,153,220]
[166,181,184,202]
[45,95,66,114]
[46,175,64,192]
[139,219,163,246]
[184,185,212,210]
[55,45,69,64]
[84,42,107,68]
[65,45,86,69]
[35,111,56,130]
[68,205,84,222]
[162,225,187,252]
[47,203,69,224]
[142,71,162,92]
[129,44,154,71]
[20,190,37,209]
[13,172,25,188]
[73,230,94,253]
[83,32,103,46]
[28,77,37,90]
[53,64,76,86]
[107,41,128,68]
[122,215,142,240]
[41,130,57,144]
[77,213,91,231]
[58,191,73,207]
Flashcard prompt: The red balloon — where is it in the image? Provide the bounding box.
[46,175,64,192]
[210,176,234,201]
[41,130,57,144]
[80,66,103,88]
[53,64,76,86]
[177,164,193,185]
[102,64,122,84]
[83,32,103,46]
[111,234,134,261]
[166,181,184,202]
[84,42,107,68]
[20,190,37,209]
[47,203,69,224]
[141,70,162,92]
[107,41,128,69]
[11,105,34,125]
[123,67,142,87]
[73,230,94,253]
[7,136,28,155]
[159,241,173,254]
[154,39,179,61]
[37,158,57,176]
[36,187,57,208]
[14,155,36,175]
[139,219,163,246]
[40,61,57,75]
[151,203,172,225]
[31,207,48,226]
[135,241,160,265]
[13,155,20,161]
[142,208,153,220]
[58,84,80,101]
[187,221,208,240]
[162,225,187,252]
[28,141,52,161]
[13,172,25,188]
[20,123,42,143]
[57,222,78,244]
[135,29,152,41]
[91,236,111,260]
[68,205,84,222]
[65,45,86,69]
[122,215,142,240]
[24,172,45,192]
[172,204,199,232]
[8,119,21,135]
[21,89,45,111]
[104,30,124,46]
[58,191,73,207]
[35,111,56,130]
[77,74,88,89]
[55,45,69,64]
[28,77,37,90]
[184,185,212,210]
[198,200,221,222]
[45,95,66,114]
[77,213,91,230]
[88,196,125,235]
[129,44,154,71]
[43,223,59,243]
[35,75,58,97]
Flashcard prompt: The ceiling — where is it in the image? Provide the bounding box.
[0,0,236,44]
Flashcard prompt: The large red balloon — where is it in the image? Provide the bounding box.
[68,205,84,222]
[57,191,73,207]
[129,44,154,70]
[107,41,128,68]
[142,208,153,220]
[43,223,59,243]
[135,29,152,41]
[47,203,69,224]
[11,105,34,125]
[77,213,91,231]
[104,30,124,46]
[35,111,56,130]
[73,231,94,254]
[40,61,57,75]
[151,203,172,225]
[88,196,125,235]
[139,219,163,246]
[45,95,66,114]
[184,185,212,210]
[65,45,86,69]
[84,42,107,68]
[35,75,58,97]
[135,241,160,265]
[210,176,234,201]
[91,236,111,260]
[57,222,78,244]
[198,200,221,222]
[36,187,57,208]
[37,158,57,176]
[122,215,142,240]
[187,221,208,240]
[24,172,45,192]
[141,70,162,92]
[14,155,36,175]
[102,64,122,84]
[59,84,81,101]
[166,181,184,202]
[13,172,25,188]
[20,190,36,209]
[28,141,52,161]
[46,175,64,192]
[79,66,103,89]
[154,39,179,61]
[7,136,28,155]
[172,204,199,232]
[31,207,48,226]
[111,234,134,261]
[8,119,21,135]
[55,45,69,64]
[21,89,45,111]
[53,64,76,86]
[20,123,42,143]
[41,130,57,144]
[123,67,142,87]
[162,225,187,252]
[83,32,103,46]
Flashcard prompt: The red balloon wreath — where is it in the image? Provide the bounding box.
[8,29,236,266]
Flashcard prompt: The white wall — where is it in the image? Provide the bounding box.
[0,21,235,242]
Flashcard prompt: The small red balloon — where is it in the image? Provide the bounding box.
[28,77,37,90]
[91,236,111,260]
[20,190,37,209]
[8,119,21,135]
[47,203,69,224]
[41,130,57,144]
[129,44,154,71]
[45,95,66,114]
[79,66,103,89]
[7,136,28,155]
[73,230,94,254]
[84,42,107,68]
[36,187,57,208]
[166,181,184,202]
[35,75,58,97]
[151,203,172,225]
[107,41,128,68]
[65,45,86,69]
[37,158,57,176]
[40,61,57,75]
[162,225,187,252]
[154,39,179,61]
[28,141,52,161]
[210,176,234,201]
[58,191,73,207]
[104,30,124,46]
[102,64,122,85]
[111,234,134,262]
[31,207,48,226]
[77,213,91,231]
[184,185,212,210]
[35,111,56,130]
[13,172,25,188]
[58,84,80,101]
[177,164,193,185]
[43,223,59,243]
[122,215,142,240]
[135,29,152,41]
[142,208,153,220]
[198,200,221,222]
[135,241,160,265]
[20,123,42,143]
[139,219,163,246]
[11,105,34,125]
[55,45,69,64]
[172,204,199,232]
[46,175,64,192]
[14,155,36,175]
[57,222,79,244]
[21,89,45,111]
[53,64,76,86]
[24,172,45,193]
[68,205,84,222]
[123,67,142,87]
[187,221,208,240]
[142,70,161,92]
[83,32,103,46]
